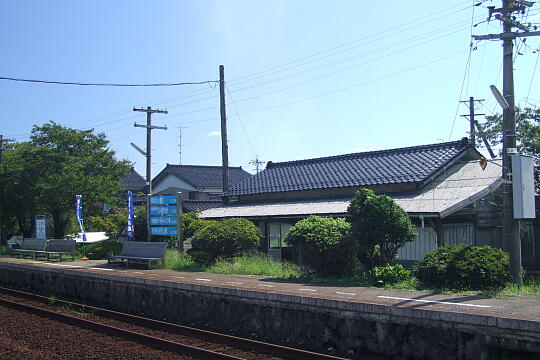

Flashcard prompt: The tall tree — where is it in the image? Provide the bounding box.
[476,107,540,157]
[11,122,131,239]
[476,106,540,191]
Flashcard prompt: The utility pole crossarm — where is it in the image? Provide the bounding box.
[473,31,540,40]
[134,123,168,130]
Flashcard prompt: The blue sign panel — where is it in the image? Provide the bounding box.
[150,195,177,205]
[151,226,178,236]
[150,216,177,225]
[150,205,178,215]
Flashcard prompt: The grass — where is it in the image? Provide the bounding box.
[207,253,303,277]
[163,249,540,297]
[165,250,205,272]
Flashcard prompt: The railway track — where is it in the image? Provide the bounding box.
[0,286,347,360]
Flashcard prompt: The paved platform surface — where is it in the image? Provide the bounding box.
[1,257,539,324]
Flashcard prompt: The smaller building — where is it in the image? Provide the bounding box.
[152,164,252,212]
[119,167,147,207]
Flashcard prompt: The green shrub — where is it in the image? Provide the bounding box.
[348,188,417,269]
[76,240,122,260]
[0,246,10,255]
[182,211,216,238]
[285,216,357,276]
[188,218,261,265]
[413,245,511,290]
[369,264,410,287]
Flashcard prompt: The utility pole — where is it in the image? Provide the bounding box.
[460,98,496,158]
[473,0,540,286]
[219,65,230,203]
[460,97,485,147]
[133,106,168,241]
[177,126,183,165]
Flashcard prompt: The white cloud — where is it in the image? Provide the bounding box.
[207,131,221,136]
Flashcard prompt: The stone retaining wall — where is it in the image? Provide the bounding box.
[1,262,539,360]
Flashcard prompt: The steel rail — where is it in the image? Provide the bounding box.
[0,295,243,360]
[0,286,347,360]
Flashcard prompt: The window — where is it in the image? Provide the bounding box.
[269,223,281,249]
[268,223,292,249]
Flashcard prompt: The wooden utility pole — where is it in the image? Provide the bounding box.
[460,97,485,147]
[473,0,540,286]
[219,65,230,203]
[133,106,168,241]
[133,106,168,194]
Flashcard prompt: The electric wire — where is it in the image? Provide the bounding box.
[225,83,256,158]
[525,48,540,107]
[448,2,476,141]
[159,20,479,121]
[0,76,218,87]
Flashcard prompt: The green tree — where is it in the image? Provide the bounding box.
[348,188,417,269]
[285,216,356,276]
[86,210,128,239]
[0,141,40,241]
[7,122,131,239]
[475,106,540,157]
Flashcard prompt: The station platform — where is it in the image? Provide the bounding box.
[0,257,539,359]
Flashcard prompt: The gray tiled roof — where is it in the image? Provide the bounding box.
[228,139,473,196]
[120,168,146,192]
[201,159,502,218]
[183,200,223,213]
[153,164,252,189]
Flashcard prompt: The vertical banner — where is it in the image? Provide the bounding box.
[127,191,135,239]
[75,195,87,242]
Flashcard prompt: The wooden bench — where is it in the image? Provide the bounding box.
[35,239,77,262]
[10,238,47,259]
[108,241,167,269]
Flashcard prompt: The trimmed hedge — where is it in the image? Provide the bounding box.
[348,188,416,268]
[188,218,261,265]
[413,245,511,290]
[285,216,357,276]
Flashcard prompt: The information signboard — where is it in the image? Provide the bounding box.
[149,195,179,236]
[35,215,46,239]
[150,205,178,216]
[150,216,178,225]
[151,226,178,236]
[149,194,177,205]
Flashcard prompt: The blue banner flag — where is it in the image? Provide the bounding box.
[127,191,135,239]
[75,195,87,242]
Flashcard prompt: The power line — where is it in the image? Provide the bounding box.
[449,41,474,140]
[0,76,218,87]
[225,83,256,158]
[167,48,470,127]
[160,23,478,122]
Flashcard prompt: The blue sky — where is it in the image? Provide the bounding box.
[1,1,539,178]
